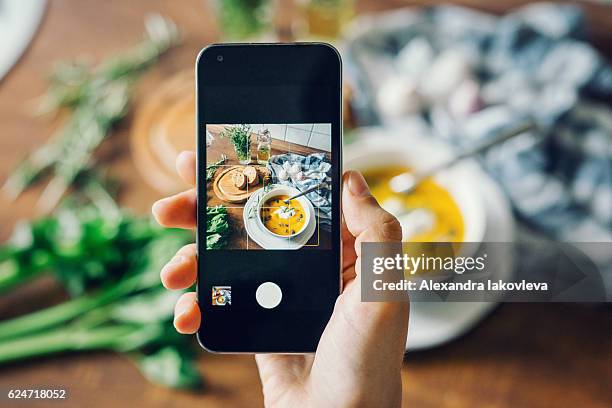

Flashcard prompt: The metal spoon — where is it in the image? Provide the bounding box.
[389,118,537,194]
[283,182,328,204]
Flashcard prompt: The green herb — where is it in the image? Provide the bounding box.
[206,154,228,182]
[279,205,294,215]
[206,206,230,249]
[1,15,180,213]
[220,124,252,163]
[0,206,190,335]
[214,0,271,40]
[135,345,201,389]
[0,201,202,388]
[0,195,161,296]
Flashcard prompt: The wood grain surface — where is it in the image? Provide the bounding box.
[130,70,195,194]
[0,1,611,407]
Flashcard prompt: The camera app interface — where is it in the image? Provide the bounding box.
[205,123,332,250]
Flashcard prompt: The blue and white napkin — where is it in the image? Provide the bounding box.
[267,153,332,228]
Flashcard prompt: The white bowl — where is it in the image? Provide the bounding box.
[344,133,487,251]
[344,127,515,352]
[256,185,312,238]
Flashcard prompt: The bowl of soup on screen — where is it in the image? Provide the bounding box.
[344,137,486,247]
[257,186,311,238]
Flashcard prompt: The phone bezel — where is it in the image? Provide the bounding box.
[195,43,342,353]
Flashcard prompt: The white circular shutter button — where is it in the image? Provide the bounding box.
[256,282,282,309]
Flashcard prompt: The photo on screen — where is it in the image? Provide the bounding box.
[205,123,332,250]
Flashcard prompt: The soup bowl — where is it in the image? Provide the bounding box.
[344,128,515,352]
[344,131,487,252]
[256,185,312,238]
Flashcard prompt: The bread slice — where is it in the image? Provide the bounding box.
[233,171,247,190]
[243,166,259,187]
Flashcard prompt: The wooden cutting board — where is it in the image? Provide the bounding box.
[130,70,196,194]
[212,165,266,203]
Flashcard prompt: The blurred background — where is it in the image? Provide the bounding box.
[0,0,611,407]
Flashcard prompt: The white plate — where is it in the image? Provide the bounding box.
[0,0,46,81]
[345,126,515,351]
[406,170,515,351]
[243,189,317,250]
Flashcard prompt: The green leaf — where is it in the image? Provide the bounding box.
[207,214,229,234]
[205,206,229,250]
[111,289,181,324]
[9,221,35,249]
[136,347,202,389]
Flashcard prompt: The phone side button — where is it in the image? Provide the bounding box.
[255,282,282,309]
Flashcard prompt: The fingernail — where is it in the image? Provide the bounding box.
[174,312,186,327]
[161,256,185,282]
[348,171,371,197]
[163,255,184,271]
[175,298,191,321]
[151,199,165,217]
[169,255,185,266]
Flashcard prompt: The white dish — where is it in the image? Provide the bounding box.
[406,170,514,351]
[344,127,515,351]
[256,185,312,238]
[0,0,46,81]
[344,133,487,249]
[243,188,317,250]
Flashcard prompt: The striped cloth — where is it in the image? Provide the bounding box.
[267,153,332,228]
[345,3,612,294]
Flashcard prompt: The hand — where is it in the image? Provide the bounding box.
[152,151,409,407]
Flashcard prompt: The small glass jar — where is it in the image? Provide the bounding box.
[296,0,354,39]
[257,129,272,164]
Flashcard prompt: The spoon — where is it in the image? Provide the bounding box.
[389,118,537,194]
[283,182,328,204]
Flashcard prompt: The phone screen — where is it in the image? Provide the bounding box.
[196,44,342,352]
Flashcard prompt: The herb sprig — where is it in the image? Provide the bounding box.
[2,15,180,213]
[0,198,232,387]
[215,0,270,40]
[220,124,252,162]
[206,206,230,249]
[0,198,201,387]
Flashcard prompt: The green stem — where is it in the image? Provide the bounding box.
[0,296,99,342]
[0,325,139,364]
[0,267,44,294]
[0,273,150,341]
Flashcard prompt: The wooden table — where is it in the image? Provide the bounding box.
[205,125,331,250]
[1,1,611,407]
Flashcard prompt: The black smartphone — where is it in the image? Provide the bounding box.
[196,43,342,353]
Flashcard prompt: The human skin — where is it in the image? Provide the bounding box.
[152,151,409,407]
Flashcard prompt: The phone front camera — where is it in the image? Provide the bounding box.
[217,55,223,62]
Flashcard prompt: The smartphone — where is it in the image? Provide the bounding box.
[196,43,342,353]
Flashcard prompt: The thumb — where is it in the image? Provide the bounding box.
[342,171,402,251]
[308,172,408,406]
